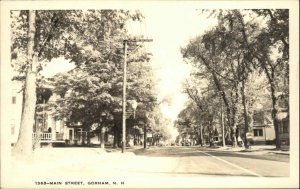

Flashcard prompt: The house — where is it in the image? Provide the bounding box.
[10,80,88,147]
[251,110,276,144]
[237,110,276,145]
[10,80,23,145]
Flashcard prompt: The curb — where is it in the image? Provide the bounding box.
[203,147,290,155]
[268,151,290,155]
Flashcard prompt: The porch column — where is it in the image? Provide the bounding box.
[51,117,56,140]
[79,128,83,143]
[63,121,68,140]
[60,120,64,133]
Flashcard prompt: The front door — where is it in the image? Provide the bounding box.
[69,129,73,140]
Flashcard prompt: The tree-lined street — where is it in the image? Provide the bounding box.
[3,3,298,188]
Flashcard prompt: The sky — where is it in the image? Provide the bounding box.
[41,9,217,123]
[140,8,217,121]
[40,57,76,77]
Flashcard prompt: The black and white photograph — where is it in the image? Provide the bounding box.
[1,1,299,188]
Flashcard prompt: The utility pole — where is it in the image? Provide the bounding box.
[122,40,127,153]
[122,38,153,153]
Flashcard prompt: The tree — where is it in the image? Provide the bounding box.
[175,102,200,145]
[146,106,175,144]
[247,10,289,148]
[182,75,223,146]
[182,27,245,147]
[215,9,289,148]
[182,9,289,148]
[11,10,146,156]
[50,34,157,149]
[12,10,37,157]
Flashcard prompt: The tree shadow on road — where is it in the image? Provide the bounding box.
[206,150,289,163]
[131,147,289,163]
[131,147,206,157]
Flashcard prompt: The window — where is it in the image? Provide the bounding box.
[12,96,16,104]
[253,129,263,137]
[11,123,15,135]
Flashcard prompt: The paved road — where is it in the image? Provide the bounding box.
[128,146,289,177]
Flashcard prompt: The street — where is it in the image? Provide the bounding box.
[126,146,289,177]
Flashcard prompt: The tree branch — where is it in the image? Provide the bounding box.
[185,88,204,112]
[266,9,289,51]
[37,12,59,57]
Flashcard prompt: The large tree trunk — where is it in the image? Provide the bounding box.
[241,81,249,149]
[221,101,226,147]
[144,124,147,149]
[262,66,281,149]
[100,126,105,148]
[199,123,203,146]
[12,10,37,158]
[113,122,120,148]
[231,108,238,148]
[113,123,117,148]
[270,81,281,149]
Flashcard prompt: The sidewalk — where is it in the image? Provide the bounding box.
[11,147,136,174]
[7,147,140,188]
[203,145,290,155]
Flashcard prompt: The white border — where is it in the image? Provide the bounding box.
[1,1,299,188]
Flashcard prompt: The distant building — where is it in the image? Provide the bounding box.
[237,110,276,145]
[251,110,276,144]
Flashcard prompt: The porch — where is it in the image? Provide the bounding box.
[32,133,65,147]
[33,132,64,140]
[32,130,89,146]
